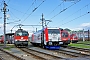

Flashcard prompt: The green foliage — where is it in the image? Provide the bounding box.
[69,41,90,49]
[64,28,71,31]
[3,44,15,50]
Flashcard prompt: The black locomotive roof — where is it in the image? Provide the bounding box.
[5,33,14,36]
[16,29,27,32]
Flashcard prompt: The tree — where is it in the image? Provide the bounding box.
[64,28,71,31]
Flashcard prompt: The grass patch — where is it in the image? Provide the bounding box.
[3,44,15,50]
[68,43,90,49]
[77,41,90,44]
[4,47,11,50]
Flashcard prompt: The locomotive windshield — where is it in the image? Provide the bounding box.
[48,29,60,34]
[61,32,68,37]
[16,31,28,36]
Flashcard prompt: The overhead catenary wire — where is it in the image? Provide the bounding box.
[7,0,36,25]
[46,1,64,17]
[60,3,90,22]
[60,11,90,26]
[6,10,21,25]
[50,0,81,19]
[59,2,90,27]
[20,0,36,20]
[8,6,29,15]
[20,0,46,23]
[7,0,10,4]
[9,10,20,20]
[5,0,46,33]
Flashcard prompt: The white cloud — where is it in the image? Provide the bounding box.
[80,22,90,27]
[71,22,90,31]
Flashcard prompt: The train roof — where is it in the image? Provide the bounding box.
[15,29,27,32]
[5,33,14,36]
[47,27,63,30]
[34,27,63,33]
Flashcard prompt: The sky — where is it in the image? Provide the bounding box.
[0,0,90,35]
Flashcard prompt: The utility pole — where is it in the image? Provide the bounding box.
[1,1,9,47]
[88,30,89,41]
[41,13,44,28]
[40,13,51,48]
[83,29,85,42]
[41,13,44,48]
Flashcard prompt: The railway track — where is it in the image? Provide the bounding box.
[39,46,90,57]
[67,46,90,53]
[0,48,25,60]
[20,47,65,60]
[35,47,90,58]
[0,44,90,60]
[21,46,89,59]
[60,46,90,57]
[67,46,90,55]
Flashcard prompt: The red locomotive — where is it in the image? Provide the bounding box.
[30,27,70,49]
[70,34,78,43]
[14,29,29,47]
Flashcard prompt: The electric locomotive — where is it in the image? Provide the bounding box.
[30,27,70,49]
[14,28,29,47]
[70,34,78,43]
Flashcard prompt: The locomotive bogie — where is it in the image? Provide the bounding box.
[14,41,28,46]
[47,41,63,46]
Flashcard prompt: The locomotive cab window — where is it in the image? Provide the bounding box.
[16,31,28,36]
[48,29,60,34]
[61,32,68,37]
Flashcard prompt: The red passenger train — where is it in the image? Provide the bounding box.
[14,29,29,47]
[30,27,70,49]
[0,36,4,43]
[70,34,78,43]
[0,33,14,44]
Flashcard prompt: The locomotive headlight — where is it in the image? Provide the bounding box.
[15,40,17,41]
[49,42,52,45]
[49,39,52,41]
[59,42,63,44]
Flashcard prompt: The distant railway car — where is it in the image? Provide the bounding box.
[70,34,78,43]
[0,36,4,43]
[0,33,14,44]
[14,29,29,47]
[30,27,70,49]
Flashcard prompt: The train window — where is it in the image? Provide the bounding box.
[22,32,28,36]
[61,32,68,37]
[48,29,60,34]
[16,31,28,36]
[74,35,77,38]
